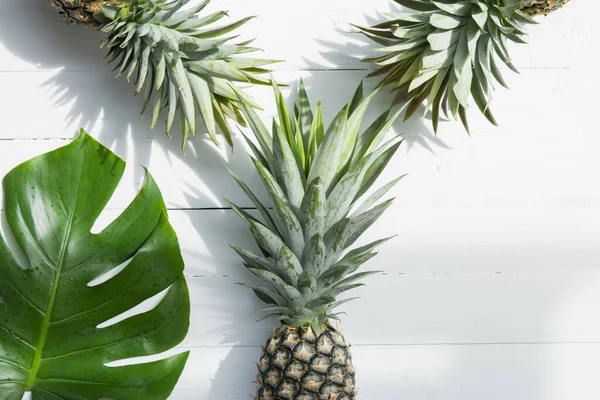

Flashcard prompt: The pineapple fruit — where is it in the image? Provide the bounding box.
[46,0,279,149]
[355,0,571,133]
[521,0,571,16]
[228,81,405,399]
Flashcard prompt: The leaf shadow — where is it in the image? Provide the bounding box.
[0,0,264,210]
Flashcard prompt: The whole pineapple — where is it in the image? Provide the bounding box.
[46,0,279,149]
[354,0,572,133]
[228,81,404,399]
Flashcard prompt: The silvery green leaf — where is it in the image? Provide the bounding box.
[346,199,395,247]
[354,140,403,201]
[188,72,217,143]
[162,0,208,26]
[247,220,288,259]
[226,166,279,235]
[270,195,305,258]
[429,13,464,30]
[247,269,305,307]
[353,175,406,217]
[427,28,461,51]
[352,107,402,163]
[376,37,427,53]
[274,243,303,286]
[324,219,352,259]
[300,177,326,238]
[185,60,249,82]
[471,79,498,125]
[166,78,178,133]
[237,98,274,170]
[333,271,381,289]
[421,43,458,70]
[272,78,294,144]
[432,1,472,16]
[231,246,277,274]
[296,79,314,145]
[452,27,473,108]
[391,25,432,39]
[326,136,402,229]
[300,233,327,278]
[328,283,365,298]
[251,158,304,256]
[298,272,318,301]
[490,51,509,89]
[408,69,438,92]
[342,88,379,169]
[394,0,437,12]
[177,10,228,30]
[194,16,255,39]
[272,120,305,209]
[384,11,432,23]
[471,5,489,29]
[238,284,284,307]
[306,105,349,191]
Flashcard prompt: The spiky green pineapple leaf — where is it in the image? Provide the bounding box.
[228,82,404,331]
[357,0,570,132]
[50,0,281,150]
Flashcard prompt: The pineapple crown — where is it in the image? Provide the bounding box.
[355,0,568,133]
[227,81,405,333]
[94,0,279,149]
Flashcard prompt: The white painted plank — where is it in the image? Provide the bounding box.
[76,200,600,277]
[0,68,598,140]
[4,204,600,274]
[176,271,600,347]
[0,0,596,71]
[0,70,598,210]
[170,207,600,277]
[172,343,600,399]
[1,130,598,211]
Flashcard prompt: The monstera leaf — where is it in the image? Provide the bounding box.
[0,130,190,399]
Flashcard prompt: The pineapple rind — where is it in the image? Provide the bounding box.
[521,0,571,16]
[356,0,569,133]
[46,0,117,28]
[256,326,356,399]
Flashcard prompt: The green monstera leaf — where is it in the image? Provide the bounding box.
[0,130,190,399]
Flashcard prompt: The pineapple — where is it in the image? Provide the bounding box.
[46,0,279,149]
[521,0,571,16]
[354,0,571,133]
[227,81,405,399]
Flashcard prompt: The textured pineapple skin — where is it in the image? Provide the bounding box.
[46,0,116,29]
[256,326,356,400]
[521,0,571,16]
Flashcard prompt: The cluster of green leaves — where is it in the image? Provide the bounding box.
[227,82,405,332]
[355,0,538,133]
[0,131,189,400]
[100,0,279,149]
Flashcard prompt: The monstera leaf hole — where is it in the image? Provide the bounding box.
[0,130,190,400]
[87,257,135,287]
[89,165,150,235]
[96,288,171,329]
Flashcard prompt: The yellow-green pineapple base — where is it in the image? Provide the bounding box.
[256,326,356,400]
[521,0,571,16]
[47,0,117,28]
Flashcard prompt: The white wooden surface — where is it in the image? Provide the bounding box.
[1,0,600,398]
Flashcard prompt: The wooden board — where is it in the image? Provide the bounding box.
[1,0,599,398]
